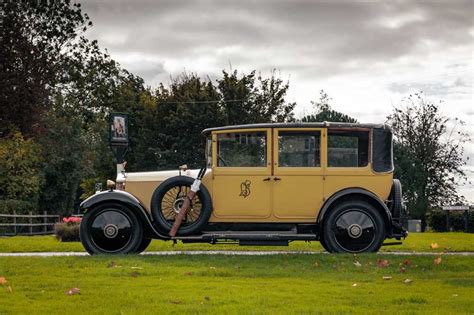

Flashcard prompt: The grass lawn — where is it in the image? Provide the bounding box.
[0,254,473,314]
[0,232,473,253]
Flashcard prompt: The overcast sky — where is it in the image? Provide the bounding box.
[81,0,473,202]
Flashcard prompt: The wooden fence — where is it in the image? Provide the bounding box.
[0,211,60,236]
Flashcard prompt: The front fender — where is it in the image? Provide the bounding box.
[80,190,168,239]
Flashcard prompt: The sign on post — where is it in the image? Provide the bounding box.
[441,205,471,232]
[109,113,129,164]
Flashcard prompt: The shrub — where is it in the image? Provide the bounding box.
[0,199,35,214]
[54,216,81,242]
[428,210,474,232]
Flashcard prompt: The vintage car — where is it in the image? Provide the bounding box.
[79,122,407,254]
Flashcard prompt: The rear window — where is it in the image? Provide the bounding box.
[372,128,394,172]
[328,130,369,167]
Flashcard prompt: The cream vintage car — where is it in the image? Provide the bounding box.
[79,122,407,254]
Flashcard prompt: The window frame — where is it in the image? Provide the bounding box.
[212,128,272,176]
[325,128,372,173]
[274,128,326,176]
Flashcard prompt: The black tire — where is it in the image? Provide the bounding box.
[319,236,330,252]
[151,176,212,236]
[322,200,385,253]
[80,202,144,255]
[389,179,403,220]
[135,238,152,254]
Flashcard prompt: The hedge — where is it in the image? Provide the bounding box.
[0,199,35,214]
[428,210,474,232]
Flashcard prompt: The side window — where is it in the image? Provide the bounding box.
[328,130,369,167]
[217,132,267,167]
[278,131,321,167]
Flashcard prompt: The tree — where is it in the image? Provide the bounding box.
[387,92,469,223]
[302,90,357,123]
[0,0,105,137]
[0,132,41,203]
[217,70,295,125]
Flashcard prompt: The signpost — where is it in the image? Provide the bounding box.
[109,113,129,175]
[442,205,471,232]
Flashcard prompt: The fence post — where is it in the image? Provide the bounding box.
[29,211,33,235]
[44,211,48,233]
[13,209,17,235]
[464,210,469,232]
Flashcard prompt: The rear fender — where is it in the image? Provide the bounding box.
[317,188,395,236]
[80,190,168,239]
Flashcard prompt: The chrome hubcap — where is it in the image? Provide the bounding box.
[103,224,119,238]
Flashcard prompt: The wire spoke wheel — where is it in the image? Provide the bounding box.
[151,176,212,236]
[161,185,203,226]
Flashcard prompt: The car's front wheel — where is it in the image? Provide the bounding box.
[322,200,385,253]
[80,202,144,255]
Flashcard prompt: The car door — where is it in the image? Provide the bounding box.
[211,129,272,219]
[272,128,326,220]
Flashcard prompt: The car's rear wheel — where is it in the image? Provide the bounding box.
[80,202,143,255]
[323,200,385,253]
[151,176,212,236]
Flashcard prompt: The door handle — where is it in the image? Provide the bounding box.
[273,177,281,181]
[263,177,271,181]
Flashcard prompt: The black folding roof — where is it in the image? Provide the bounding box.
[202,122,391,134]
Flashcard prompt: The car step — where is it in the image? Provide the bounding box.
[176,231,318,243]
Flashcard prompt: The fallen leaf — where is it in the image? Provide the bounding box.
[131,267,143,270]
[399,267,406,273]
[433,257,442,265]
[452,294,458,297]
[352,283,358,287]
[377,259,389,268]
[430,243,439,249]
[0,277,7,285]
[107,261,121,268]
[66,287,80,296]
[184,272,194,276]
[130,271,139,278]
[169,300,182,304]
[313,261,320,267]
[209,267,216,270]
[7,286,12,293]
[382,276,392,280]
[353,261,362,268]
[403,259,412,266]
[403,279,413,284]
[204,296,210,301]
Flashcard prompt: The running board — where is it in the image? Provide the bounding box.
[176,231,318,244]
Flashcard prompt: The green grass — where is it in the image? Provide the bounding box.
[0,254,473,314]
[0,232,473,253]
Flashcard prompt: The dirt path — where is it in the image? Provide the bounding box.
[0,251,473,257]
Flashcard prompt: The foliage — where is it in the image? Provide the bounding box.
[0,132,41,203]
[387,93,470,222]
[54,217,81,242]
[0,200,35,215]
[301,90,358,123]
[0,0,103,137]
[428,210,474,232]
[218,70,296,125]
